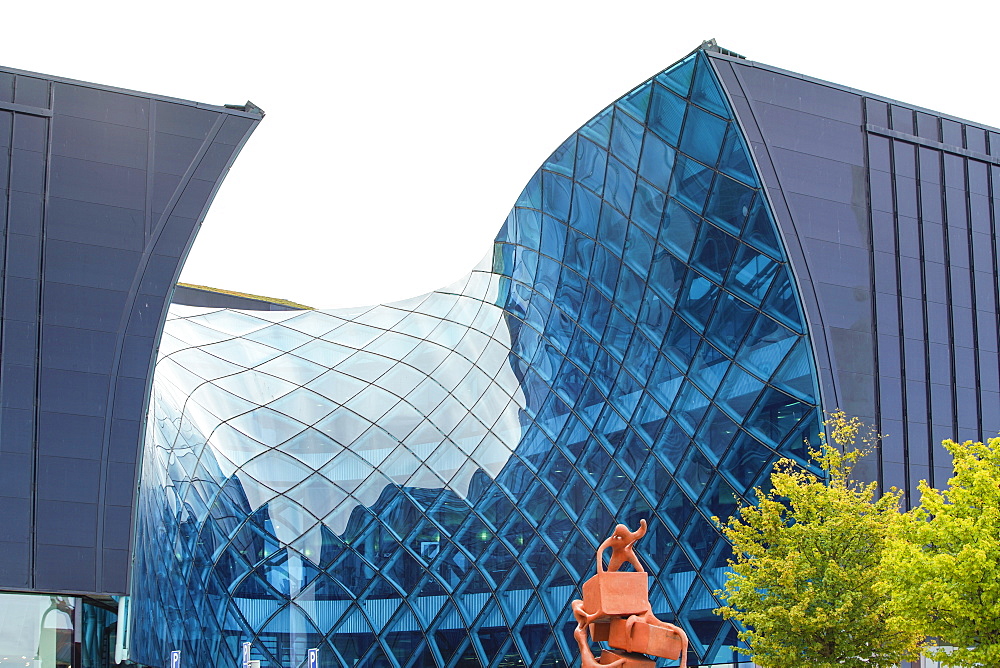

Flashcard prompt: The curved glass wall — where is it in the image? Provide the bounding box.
[130,51,821,668]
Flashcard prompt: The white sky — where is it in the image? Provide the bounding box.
[2,1,997,308]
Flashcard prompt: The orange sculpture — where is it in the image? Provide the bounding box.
[572,520,688,668]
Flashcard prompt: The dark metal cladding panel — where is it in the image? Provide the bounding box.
[712,51,1000,505]
[0,66,261,595]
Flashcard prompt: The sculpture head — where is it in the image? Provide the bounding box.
[610,519,648,545]
[611,524,631,543]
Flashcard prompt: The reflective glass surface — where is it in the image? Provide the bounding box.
[0,592,116,668]
[131,52,820,668]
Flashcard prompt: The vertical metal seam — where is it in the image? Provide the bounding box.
[861,98,887,493]
[30,80,53,591]
[887,111,905,497]
[913,119,929,505]
[1,96,16,583]
[961,133,982,443]
[988,153,1000,441]
[144,103,156,243]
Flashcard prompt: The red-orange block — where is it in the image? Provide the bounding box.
[607,617,683,659]
[598,649,655,668]
[590,621,610,642]
[582,571,649,616]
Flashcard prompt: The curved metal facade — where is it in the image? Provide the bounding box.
[130,50,821,667]
[711,52,1000,502]
[0,66,261,595]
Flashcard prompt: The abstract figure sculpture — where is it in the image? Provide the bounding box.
[572,520,688,667]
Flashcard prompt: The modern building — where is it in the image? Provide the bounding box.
[1,41,998,668]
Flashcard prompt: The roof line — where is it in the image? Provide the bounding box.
[0,63,264,118]
[705,50,1000,134]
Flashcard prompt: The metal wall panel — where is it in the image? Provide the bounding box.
[0,66,262,595]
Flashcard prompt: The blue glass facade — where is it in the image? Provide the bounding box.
[128,51,821,667]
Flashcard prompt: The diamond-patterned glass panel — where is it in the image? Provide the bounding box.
[131,51,820,668]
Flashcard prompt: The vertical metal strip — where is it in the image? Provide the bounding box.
[0,102,13,580]
[30,79,53,589]
[144,103,156,243]
[961,131,983,443]
[860,98,887,496]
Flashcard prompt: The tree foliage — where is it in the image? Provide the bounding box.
[882,437,1000,667]
[713,411,923,668]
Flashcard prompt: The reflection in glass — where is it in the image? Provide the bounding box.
[131,50,820,668]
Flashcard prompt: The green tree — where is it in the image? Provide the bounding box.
[713,411,924,668]
[882,438,1000,667]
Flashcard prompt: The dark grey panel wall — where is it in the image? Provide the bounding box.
[710,52,1000,505]
[0,67,261,594]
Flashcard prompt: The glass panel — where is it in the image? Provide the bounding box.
[647,83,686,146]
[680,106,728,167]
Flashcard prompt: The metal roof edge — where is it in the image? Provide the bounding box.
[0,63,264,119]
[705,49,1000,134]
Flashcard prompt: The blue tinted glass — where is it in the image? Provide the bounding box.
[695,406,739,464]
[656,55,695,97]
[579,106,613,147]
[690,222,738,283]
[539,215,567,261]
[615,266,644,319]
[563,232,595,276]
[705,175,755,234]
[673,380,711,435]
[610,109,644,171]
[514,207,541,249]
[717,125,758,187]
[623,224,654,278]
[630,179,665,238]
[680,106,728,167]
[771,337,817,403]
[597,202,627,257]
[618,83,652,122]
[726,243,779,305]
[688,341,728,398]
[648,83,687,147]
[541,171,571,222]
[743,196,784,260]
[544,136,575,177]
[663,313,700,370]
[648,248,688,307]
[690,55,728,116]
[638,131,676,191]
[677,271,720,332]
[669,154,714,213]
[708,291,756,356]
[569,182,601,237]
[659,198,700,260]
[516,170,542,209]
[604,157,637,215]
[746,386,810,448]
[736,313,797,381]
[762,270,805,334]
[716,365,765,423]
[574,138,607,196]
